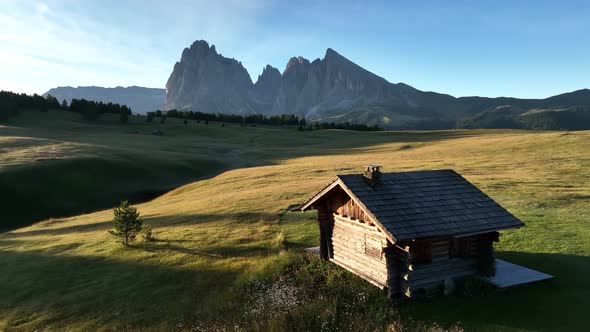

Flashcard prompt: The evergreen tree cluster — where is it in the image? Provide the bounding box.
[0,90,60,121]
[0,90,132,123]
[148,109,306,126]
[520,106,590,130]
[69,98,132,122]
[307,121,383,131]
[145,108,384,131]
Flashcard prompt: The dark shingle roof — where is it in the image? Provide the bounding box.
[305,169,524,241]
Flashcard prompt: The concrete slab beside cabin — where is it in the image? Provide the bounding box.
[488,259,553,288]
[305,246,320,256]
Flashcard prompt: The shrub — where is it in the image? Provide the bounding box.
[0,98,18,121]
[119,110,129,124]
[108,200,143,246]
[142,225,155,242]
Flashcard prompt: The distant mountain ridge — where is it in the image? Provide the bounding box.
[164,40,590,129]
[43,86,165,114]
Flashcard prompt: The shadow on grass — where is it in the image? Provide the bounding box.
[402,251,590,331]
[141,211,279,227]
[2,220,112,238]
[1,211,278,239]
[141,241,275,259]
[0,248,241,331]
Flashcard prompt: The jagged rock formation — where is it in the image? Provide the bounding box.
[249,65,282,112]
[165,40,253,113]
[164,40,590,129]
[43,86,165,114]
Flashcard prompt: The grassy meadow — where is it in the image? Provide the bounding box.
[0,109,589,331]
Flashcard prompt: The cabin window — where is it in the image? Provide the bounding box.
[450,237,472,258]
[412,241,432,264]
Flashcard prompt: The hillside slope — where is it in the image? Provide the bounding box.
[0,119,589,330]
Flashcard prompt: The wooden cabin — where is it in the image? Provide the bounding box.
[299,166,524,297]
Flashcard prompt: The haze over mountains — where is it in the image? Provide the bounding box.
[45,40,590,129]
[44,86,165,115]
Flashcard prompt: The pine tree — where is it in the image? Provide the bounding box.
[120,109,129,124]
[109,201,143,246]
[61,99,68,110]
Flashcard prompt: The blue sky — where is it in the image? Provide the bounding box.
[1,0,588,98]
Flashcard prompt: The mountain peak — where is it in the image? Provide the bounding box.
[181,40,217,61]
[167,40,254,112]
[190,40,211,50]
[257,65,281,83]
[324,47,349,64]
[284,56,310,74]
[263,64,279,73]
[325,47,340,57]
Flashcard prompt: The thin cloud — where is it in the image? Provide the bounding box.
[0,0,270,94]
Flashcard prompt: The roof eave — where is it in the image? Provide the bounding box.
[298,178,341,211]
[399,223,526,241]
[297,176,398,244]
[333,176,398,244]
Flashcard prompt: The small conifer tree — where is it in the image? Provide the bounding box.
[120,110,129,124]
[109,200,143,246]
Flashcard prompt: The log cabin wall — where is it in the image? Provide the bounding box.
[317,206,334,260]
[402,234,495,297]
[385,244,409,297]
[334,197,368,222]
[330,213,389,288]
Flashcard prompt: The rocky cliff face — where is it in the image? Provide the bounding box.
[165,40,253,113]
[249,65,282,113]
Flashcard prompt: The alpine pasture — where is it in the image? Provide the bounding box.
[0,110,588,331]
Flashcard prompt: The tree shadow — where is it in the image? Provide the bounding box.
[2,220,112,238]
[1,211,279,240]
[140,211,278,227]
[401,251,590,331]
[141,241,275,259]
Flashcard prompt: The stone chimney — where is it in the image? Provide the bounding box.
[363,165,382,187]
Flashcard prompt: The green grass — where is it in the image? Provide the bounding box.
[0,109,589,330]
